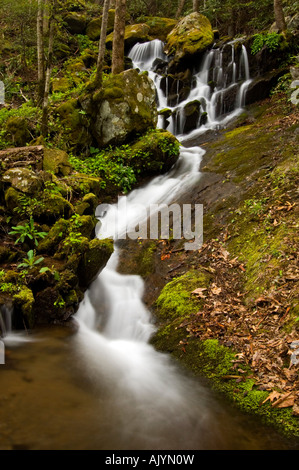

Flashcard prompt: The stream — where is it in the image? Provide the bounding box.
[0,40,298,451]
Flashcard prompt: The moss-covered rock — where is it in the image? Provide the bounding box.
[43,148,72,176]
[52,77,72,93]
[74,192,98,216]
[86,9,115,41]
[63,12,87,34]
[78,238,114,286]
[165,13,214,70]
[32,193,74,223]
[13,286,35,329]
[37,218,70,254]
[155,269,211,321]
[141,17,177,42]
[63,173,103,197]
[128,129,180,176]
[55,99,93,152]
[106,23,151,53]
[2,168,43,194]
[4,186,21,211]
[80,68,158,147]
[5,117,31,147]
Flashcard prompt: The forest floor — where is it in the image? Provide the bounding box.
[118,91,299,432]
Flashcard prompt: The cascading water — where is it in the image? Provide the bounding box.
[70,40,260,449]
[2,39,294,451]
[129,38,252,137]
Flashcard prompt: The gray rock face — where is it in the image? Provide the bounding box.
[81,69,158,148]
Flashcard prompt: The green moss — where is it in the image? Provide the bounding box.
[156,269,211,321]
[78,238,114,286]
[5,116,31,147]
[13,286,35,328]
[165,13,214,61]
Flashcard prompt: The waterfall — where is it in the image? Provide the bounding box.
[0,304,33,346]
[71,39,255,449]
[129,39,252,138]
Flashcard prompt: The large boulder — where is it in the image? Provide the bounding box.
[86,9,116,41]
[43,148,72,176]
[142,17,177,42]
[106,23,151,54]
[80,68,158,148]
[165,13,214,71]
[2,167,42,194]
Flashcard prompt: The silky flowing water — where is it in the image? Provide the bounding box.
[0,40,298,451]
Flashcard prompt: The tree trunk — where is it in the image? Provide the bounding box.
[176,0,186,19]
[96,0,110,86]
[111,0,126,75]
[193,0,200,12]
[37,0,45,106]
[41,14,54,137]
[274,0,286,31]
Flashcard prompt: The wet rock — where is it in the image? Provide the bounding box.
[78,238,114,287]
[245,69,287,105]
[182,100,201,134]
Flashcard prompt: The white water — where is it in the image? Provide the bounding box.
[0,304,33,347]
[1,40,267,450]
[129,39,252,140]
[71,40,257,449]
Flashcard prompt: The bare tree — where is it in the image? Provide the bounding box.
[176,0,186,19]
[111,0,126,75]
[95,0,110,86]
[41,2,55,136]
[274,0,286,31]
[193,0,200,12]
[37,0,45,106]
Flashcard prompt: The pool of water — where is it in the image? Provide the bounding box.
[0,325,297,451]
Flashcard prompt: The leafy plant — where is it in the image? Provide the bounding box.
[17,250,45,270]
[9,217,48,246]
[251,32,282,55]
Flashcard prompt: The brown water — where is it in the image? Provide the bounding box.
[0,325,298,451]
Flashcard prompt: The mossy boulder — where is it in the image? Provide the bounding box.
[2,168,42,194]
[63,12,87,34]
[128,129,180,176]
[155,269,211,321]
[86,9,115,41]
[55,99,93,152]
[32,193,74,223]
[106,23,151,53]
[80,68,157,148]
[43,148,72,176]
[63,173,103,197]
[37,218,70,254]
[4,186,21,211]
[13,286,35,329]
[75,192,98,216]
[141,17,177,42]
[5,117,31,147]
[165,13,214,70]
[78,238,114,287]
[52,77,71,93]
